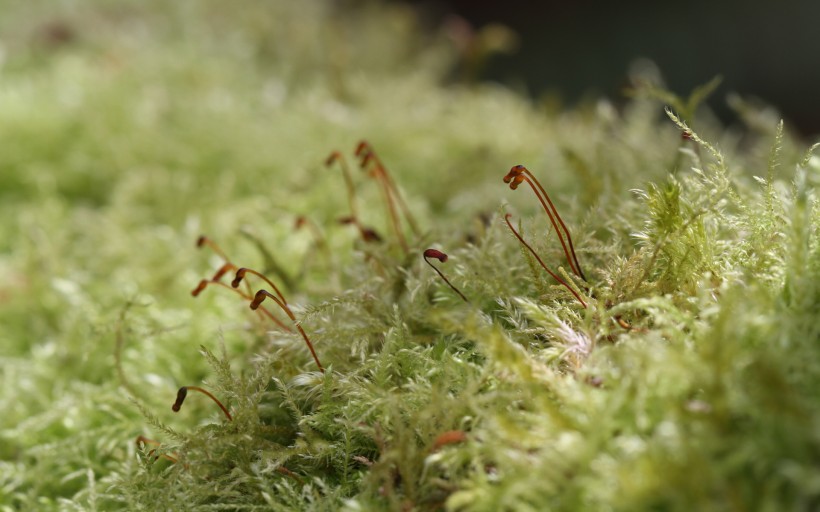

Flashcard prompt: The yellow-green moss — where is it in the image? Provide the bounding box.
[1,1,818,510]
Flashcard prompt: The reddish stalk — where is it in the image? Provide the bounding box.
[209,262,237,282]
[326,151,361,227]
[231,267,288,305]
[504,214,587,308]
[356,150,407,251]
[338,217,383,243]
[503,165,586,281]
[326,151,383,244]
[191,279,293,332]
[235,267,323,372]
[172,385,233,421]
[195,236,256,298]
[193,256,291,331]
[250,289,324,373]
[356,141,420,236]
[423,249,469,303]
[294,216,328,253]
[196,235,231,263]
[376,168,409,252]
[355,141,419,252]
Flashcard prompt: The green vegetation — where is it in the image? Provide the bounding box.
[1,1,818,510]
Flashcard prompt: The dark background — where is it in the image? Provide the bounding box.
[401,0,820,136]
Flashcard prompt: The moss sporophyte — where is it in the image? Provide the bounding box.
[172,385,232,421]
[503,165,588,308]
[9,0,815,504]
[503,165,586,282]
[142,148,636,488]
[138,383,303,481]
[133,384,234,468]
[356,141,420,250]
[238,268,325,373]
[193,249,325,372]
[192,237,292,332]
[118,102,820,509]
[325,150,384,244]
[327,141,419,250]
[502,164,637,330]
[423,248,469,303]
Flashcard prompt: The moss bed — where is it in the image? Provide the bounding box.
[1,1,818,510]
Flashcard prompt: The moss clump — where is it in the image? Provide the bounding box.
[1,1,818,510]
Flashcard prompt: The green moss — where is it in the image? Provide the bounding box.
[1,0,819,510]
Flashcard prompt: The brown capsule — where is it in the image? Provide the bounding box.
[502,165,586,282]
[423,248,468,303]
[423,248,448,263]
[362,228,383,243]
[171,385,232,421]
[191,279,209,297]
[324,151,343,167]
[171,386,188,412]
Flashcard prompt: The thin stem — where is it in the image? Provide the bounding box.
[517,174,579,278]
[250,289,324,373]
[504,166,586,281]
[423,249,469,303]
[196,235,231,263]
[504,214,587,308]
[326,151,362,229]
[357,149,408,251]
[172,385,233,421]
[195,236,259,300]
[208,261,254,297]
[114,301,138,398]
[327,148,389,244]
[376,168,409,252]
[519,167,586,281]
[339,216,383,242]
[294,216,328,253]
[136,435,161,448]
[356,141,420,236]
[327,151,385,244]
[237,229,296,292]
[191,279,293,332]
[210,262,237,282]
[377,163,419,235]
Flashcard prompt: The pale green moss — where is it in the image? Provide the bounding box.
[0,1,818,511]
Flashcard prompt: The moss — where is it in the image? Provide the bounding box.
[1,0,819,510]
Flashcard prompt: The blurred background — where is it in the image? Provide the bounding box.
[400,0,820,137]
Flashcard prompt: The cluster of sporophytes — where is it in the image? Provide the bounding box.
[119,118,818,511]
[1,0,819,510]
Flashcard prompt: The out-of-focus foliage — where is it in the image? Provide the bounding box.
[1,0,818,510]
